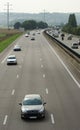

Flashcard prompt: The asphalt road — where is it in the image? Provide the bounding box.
[0,30,80,130]
[47,30,80,54]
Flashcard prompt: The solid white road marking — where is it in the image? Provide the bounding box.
[41,64,43,68]
[47,42,80,88]
[1,57,7,64]
[1,51,12,64]
[51,114,55,124]
[70,62,80,73]
[46,88,48,94]
[11,89,15,95]
[3,115,8,125]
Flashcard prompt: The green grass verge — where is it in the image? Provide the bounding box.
[0,33,6,37]
[0,34,21,52]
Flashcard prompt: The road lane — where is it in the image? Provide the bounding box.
[0,30,80,130]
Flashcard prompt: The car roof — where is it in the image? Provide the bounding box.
[14,45,20,47]
[73,43,78,45]
[15,45,20,46]
[24,94,41,100]
[8,55,16,58]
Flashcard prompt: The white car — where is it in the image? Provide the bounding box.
[25,34,29,37]
[7,55,17,65]
[13,45,21,51]
[71,43,78,49]
[19,94,46,119]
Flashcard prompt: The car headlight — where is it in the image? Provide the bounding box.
[22,108,27,113]
[39,107,44,113]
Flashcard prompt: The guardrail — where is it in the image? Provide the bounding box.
[44,30,80,63]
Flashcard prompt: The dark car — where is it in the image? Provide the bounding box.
[19,94,46,119]
[31,37,35,40]
[67,34,73,40]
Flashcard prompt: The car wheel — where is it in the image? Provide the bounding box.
[43,115,45,118]
[21,115,24,119]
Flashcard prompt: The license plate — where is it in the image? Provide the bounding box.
[29,116,37,119]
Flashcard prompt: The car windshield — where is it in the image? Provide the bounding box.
[23,98,42,105]
[15,46,20,48]
[8,57,15,59]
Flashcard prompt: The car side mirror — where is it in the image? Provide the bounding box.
[43,102,46,105]
[19,103,22,106]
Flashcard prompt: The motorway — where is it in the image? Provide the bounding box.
[0,30,80,130]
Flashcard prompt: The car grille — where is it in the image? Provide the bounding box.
[28,110,38,114]
[26,110,39,116]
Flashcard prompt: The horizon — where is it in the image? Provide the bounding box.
[1,11,80,14]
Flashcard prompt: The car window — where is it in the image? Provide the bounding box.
[8,57,15,59]
[23,98,42,105]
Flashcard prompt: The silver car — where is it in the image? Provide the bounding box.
[71,43,78,49]
[13,45,21,51]
[7,55,17,65]
[19,94,46,119]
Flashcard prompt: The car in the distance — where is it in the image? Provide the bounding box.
[19,94,46,119]
[13,45,21,51]
[53,32,59,38]
[71,43,78,49]
[7,55,17,65]
[67,34,73,40]
[25,34,29,37]
[31,37,35,40]
[32,33,35,36]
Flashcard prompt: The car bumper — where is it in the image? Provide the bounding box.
[13,49,21,51]
[21,111,45,119]
[7,62,17,65]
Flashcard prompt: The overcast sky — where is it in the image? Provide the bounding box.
[1,0,80,13]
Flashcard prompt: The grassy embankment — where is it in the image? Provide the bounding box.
[0,29,22,53]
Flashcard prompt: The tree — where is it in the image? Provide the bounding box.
[62,13,79,34]
[68,14,77,27]
[22,20,37,30]
[14,20,48,30]
[37,21,48,29]
[14,22,21,29]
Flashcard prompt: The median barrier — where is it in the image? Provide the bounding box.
[44,30,80,63]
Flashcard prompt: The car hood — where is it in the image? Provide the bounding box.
[14,47,20,49]
[21,105,43,111]
[7,59,16,61]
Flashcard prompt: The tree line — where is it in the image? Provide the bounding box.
[62,13,80,35]
[14,20,48,30]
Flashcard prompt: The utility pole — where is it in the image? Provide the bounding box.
[43,9,46,23]
[7,2,9,30]
[5,2,12,30]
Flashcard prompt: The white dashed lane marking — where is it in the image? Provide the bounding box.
[17,74,19,78]
[40,58,42,61]
[3,115,8,125]
[43,74,45,78]
[51,114,55,124]
[41,64,43,68]
[46,88,48,94]
[11,89,15,95]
